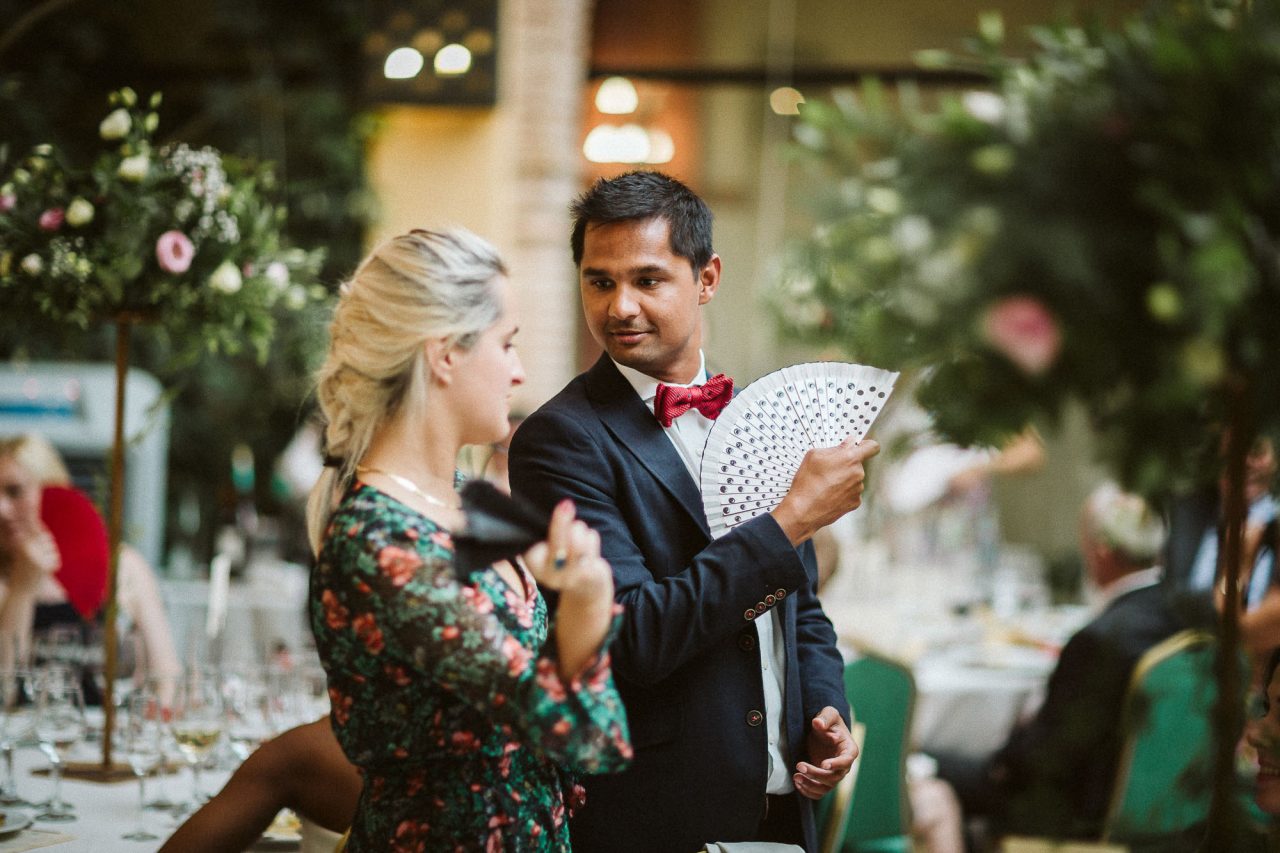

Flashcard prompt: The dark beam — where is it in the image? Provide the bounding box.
[587,64,990,87]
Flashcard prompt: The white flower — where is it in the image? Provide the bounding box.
[31,144,52,157]
[20,254,43,276]
[65,198,95,227]
[264,262,290,290]
[284,284,308,310]
[892,215,933,253]
[962,91,1006,125]
[99,108,132,141]
[117,154,150,182]
[209,260,243,294]
[866,187,902,215]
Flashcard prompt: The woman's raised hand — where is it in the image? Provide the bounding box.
[6,524,58,591]
[524,500,613,603]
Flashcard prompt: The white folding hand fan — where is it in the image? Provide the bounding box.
[699,362,899,539]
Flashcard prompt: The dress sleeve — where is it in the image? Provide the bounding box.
[327,518,632,775]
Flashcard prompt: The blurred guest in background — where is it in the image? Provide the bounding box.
[935,482,1209,841]
[1247,647,1280,816]
[1166,436,1279,659]
[481,411,525,494]
[0,433,179,684]
[306,228,630,851]
[1167,436,1277,608]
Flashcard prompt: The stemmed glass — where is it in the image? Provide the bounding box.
[121,692,163,841]
[168,670,223,816]
[223,667,274,761]
[0,668,34,806]
[33,673,85,822]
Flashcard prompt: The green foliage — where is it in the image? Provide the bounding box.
[778,1,1280,497]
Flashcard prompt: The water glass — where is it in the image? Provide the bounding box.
[34,676,85,822]
[0,668,34,806]
[121,692,163,840]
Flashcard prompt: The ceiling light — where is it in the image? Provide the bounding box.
[384,47,425,79]
[595,77,639,115]
[434,43,473,76]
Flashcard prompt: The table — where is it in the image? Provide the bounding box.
[827,584,1090,759]
[0,733,336,851]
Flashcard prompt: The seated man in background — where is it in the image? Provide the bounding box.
[935,482,1211,841]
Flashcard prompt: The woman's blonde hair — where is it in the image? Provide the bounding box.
[305,228,507,555]
[0,433,71,487]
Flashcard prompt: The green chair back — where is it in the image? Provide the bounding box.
[818,651,915,853]
[1102,630,1218,844]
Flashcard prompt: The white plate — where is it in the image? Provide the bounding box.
[0,811,33,839]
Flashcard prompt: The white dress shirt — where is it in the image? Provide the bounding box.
[613,352,794,794]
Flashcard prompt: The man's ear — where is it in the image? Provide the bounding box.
[423,337,457,386]
[697,254,722,305]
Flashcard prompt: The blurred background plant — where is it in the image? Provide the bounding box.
[777,0,1280,499]
[777,0,1280,843]
[0,0,376,563]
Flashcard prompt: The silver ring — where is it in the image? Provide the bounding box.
[552,550,568,571]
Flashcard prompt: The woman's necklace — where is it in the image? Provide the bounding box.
[356,465,458,510]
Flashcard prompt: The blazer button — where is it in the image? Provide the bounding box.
[738,634,756,652]
[756,601,768,613]
[746,709,764,727]
[764,594,776,606]
[775,588,787,600]
[744,608,757,620]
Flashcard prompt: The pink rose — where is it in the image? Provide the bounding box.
[980,296,1062,376]
[155,230,194,274]
[0,193,15,213]
[38,208,64,231]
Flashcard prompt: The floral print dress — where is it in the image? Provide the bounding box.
[310,481,632,852]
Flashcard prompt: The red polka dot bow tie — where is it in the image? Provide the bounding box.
[653,373,734,428]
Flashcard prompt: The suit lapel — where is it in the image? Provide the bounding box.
[584,355,711,538]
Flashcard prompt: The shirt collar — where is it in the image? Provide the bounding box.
[612,351,708,405]
[1095,565,1163,612]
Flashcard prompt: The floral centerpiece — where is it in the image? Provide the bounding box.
[0,88,324,769]
[0,87,323,364]
[778,1,1280,844]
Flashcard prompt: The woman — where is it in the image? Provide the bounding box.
[1247,647,1280,816]
[0,433,179,681]
[306,228,631,851]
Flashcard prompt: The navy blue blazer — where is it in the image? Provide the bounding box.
[509,355,849,853]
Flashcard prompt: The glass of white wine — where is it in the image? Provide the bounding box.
[121,691,163,840]
[169,670,223,816]
[33,675,85,822]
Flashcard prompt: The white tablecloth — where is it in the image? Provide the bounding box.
[0,737,336,851]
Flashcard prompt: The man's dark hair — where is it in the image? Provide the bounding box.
[570,170,714,271]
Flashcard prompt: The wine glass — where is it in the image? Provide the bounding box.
[222,666,274,761]
[169,670,223,816]
[121,692,163,841]
[33,674,86,822]
[0,667,34,806]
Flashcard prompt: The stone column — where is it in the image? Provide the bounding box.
[499,0,593,411]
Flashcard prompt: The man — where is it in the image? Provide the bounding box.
[1167,436,1277,610]
[937,482,1207,840]
[509,171,878,851]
